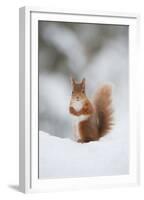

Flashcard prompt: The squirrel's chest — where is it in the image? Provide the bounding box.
[71,100,84,112]
[70,100,90,140]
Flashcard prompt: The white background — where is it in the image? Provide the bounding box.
[0,0,144,199]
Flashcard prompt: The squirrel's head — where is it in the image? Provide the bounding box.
[71,78,87,101]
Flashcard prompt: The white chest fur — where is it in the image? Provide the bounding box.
[70,100,89,140]
[71,100,83,112]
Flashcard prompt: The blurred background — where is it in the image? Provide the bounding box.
[38,21,129,139]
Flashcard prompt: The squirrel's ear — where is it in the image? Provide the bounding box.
[81,78,85,90]
[82,78,86,85]
[71,77,75,85]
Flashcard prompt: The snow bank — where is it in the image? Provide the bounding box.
[39,130,129,179]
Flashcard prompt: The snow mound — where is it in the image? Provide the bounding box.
[39,130,129,179]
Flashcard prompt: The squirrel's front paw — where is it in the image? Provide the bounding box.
[69,106,80,116]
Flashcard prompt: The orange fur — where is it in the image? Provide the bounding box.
[69,78,113,143]
[93,85,113,137]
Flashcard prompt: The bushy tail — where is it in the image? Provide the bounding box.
[94,85,113,137]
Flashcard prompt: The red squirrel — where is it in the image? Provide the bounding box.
[69,78,113,143]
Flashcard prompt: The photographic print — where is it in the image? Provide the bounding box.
[38,21,129,179]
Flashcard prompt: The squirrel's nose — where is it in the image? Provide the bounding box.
[76,97,80,101]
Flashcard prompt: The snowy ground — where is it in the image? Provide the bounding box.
[39,120,129,178]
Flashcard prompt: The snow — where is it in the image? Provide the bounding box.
[39,125,129,178]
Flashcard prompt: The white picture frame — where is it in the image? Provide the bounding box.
[19,6,140,193]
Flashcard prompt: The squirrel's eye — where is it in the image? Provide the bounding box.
[82,90,85,93]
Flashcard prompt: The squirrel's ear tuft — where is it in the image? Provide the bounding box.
[82,78,86,85]
[81,78,86,90]
[70,77,75,85]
